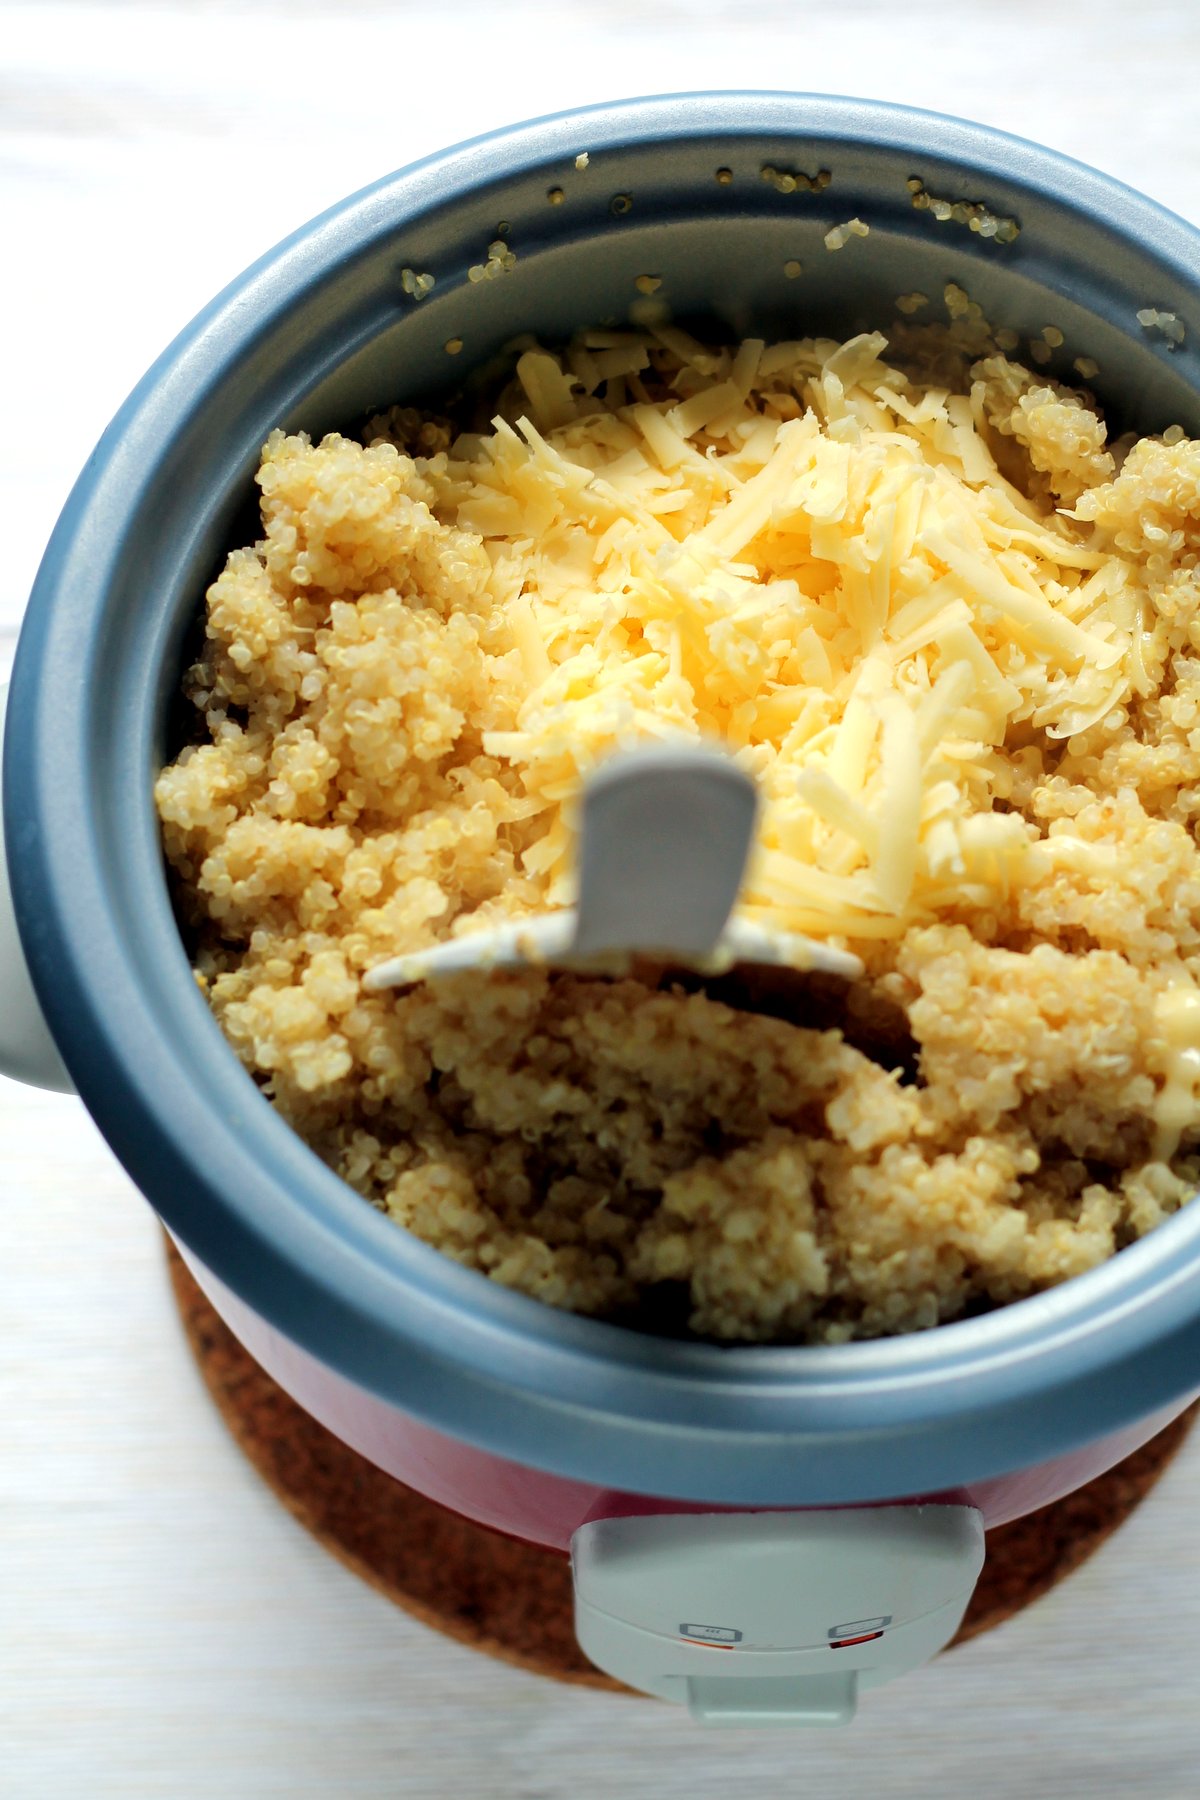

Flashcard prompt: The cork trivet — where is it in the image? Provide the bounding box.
[165,1239,1196,1690]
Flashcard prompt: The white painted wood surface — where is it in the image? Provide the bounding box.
[4,3,1200,1793]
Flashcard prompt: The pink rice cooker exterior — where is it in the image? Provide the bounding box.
[177,1239,1195,1548]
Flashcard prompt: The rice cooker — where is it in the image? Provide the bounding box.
[4,93,1200,1727]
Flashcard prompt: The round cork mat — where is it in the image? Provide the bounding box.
[165,1239,1196,1690]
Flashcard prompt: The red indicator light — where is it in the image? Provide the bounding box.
[829,1631,884,1649]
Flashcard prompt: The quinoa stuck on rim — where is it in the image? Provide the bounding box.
[156,301,1200,1345]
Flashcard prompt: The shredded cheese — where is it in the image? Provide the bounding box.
[432,326,1151,940]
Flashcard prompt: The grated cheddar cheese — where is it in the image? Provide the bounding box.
[368,327,1148,949]
[155,310,1200,1343]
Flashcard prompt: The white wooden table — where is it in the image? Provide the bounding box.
[4,4,1200,1793]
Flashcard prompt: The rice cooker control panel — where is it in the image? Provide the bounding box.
[571,1503,984,1727]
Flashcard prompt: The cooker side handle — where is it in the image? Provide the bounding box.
[0,682,76,1093]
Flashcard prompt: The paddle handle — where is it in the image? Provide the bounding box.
[571,744,758,959]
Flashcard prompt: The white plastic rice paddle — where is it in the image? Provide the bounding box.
[363,744,864,992]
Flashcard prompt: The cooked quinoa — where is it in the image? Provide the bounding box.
[156,306,1200,1344]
